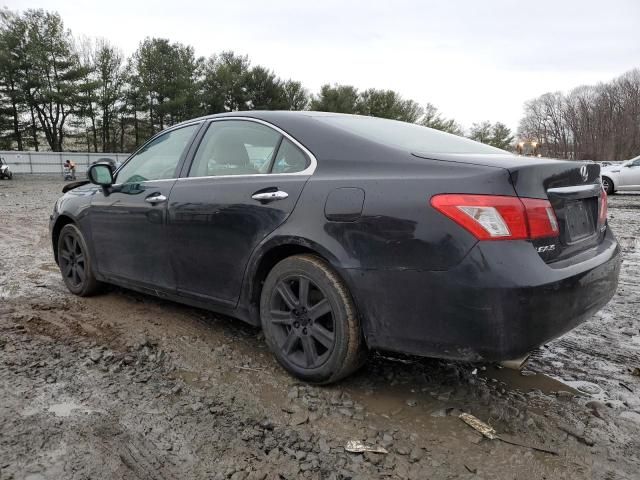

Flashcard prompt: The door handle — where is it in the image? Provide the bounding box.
[145,194,167,204]
[251,190,289,202]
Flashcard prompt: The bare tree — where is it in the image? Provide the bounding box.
[519,69,640,160]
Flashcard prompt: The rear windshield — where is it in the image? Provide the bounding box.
[314,115,506,155]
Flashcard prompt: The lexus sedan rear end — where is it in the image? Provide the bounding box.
[50,111,621,383]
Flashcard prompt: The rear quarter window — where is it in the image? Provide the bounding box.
[272,139,309,174]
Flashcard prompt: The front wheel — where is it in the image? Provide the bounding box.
[602,176,614,195]
[57,224,100,296]
[260,254,367,384]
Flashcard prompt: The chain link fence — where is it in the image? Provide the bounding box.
[0,151,130,176]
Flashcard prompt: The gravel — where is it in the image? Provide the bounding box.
[0,176,639,479]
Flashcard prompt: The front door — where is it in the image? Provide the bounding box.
[620,157,640,190]
[90,123,201,290]
[167,119,314,306]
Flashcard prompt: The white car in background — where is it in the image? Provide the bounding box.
[601,155,640,194]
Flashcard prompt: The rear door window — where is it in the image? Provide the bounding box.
[189,120,282,177]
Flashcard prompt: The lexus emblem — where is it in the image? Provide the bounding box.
[580,165,589,182]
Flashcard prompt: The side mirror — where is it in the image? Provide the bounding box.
[88,163,114,187]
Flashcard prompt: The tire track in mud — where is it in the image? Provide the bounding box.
[553,336,639,366]
[117,435,175,480]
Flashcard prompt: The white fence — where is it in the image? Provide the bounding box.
[0,151,131,175]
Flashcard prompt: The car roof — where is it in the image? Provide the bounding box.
[182,110,348,127]
[188,110,346,121]
[172,111,400,163]
[182,110,357,137]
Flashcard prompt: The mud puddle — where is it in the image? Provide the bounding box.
[482,365,582,396]
[46,402,102,417]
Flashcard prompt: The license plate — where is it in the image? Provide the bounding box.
[565,201,594,241]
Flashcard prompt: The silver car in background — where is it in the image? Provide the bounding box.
[601,154,640,194]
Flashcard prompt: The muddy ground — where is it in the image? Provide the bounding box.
[1,175,639,480]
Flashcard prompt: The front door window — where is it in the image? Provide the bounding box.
[116,124,199,184]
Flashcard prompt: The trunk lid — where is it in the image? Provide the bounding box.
[413,152,606,262]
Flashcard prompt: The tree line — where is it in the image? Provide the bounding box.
[519,69,640,161]
[0,8,515,153]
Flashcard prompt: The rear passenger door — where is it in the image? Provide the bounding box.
[167,119,314,307]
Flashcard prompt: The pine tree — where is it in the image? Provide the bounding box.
[490,122,514,150]
[0,10,27,149]
[419,103,464,135]
[23,10,86,151]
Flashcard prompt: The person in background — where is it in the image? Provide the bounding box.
[64,159,76,180]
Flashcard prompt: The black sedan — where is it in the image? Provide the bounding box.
[50,112,621,383]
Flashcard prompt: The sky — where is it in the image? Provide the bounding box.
[5,0,639,132]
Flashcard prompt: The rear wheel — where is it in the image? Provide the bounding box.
[260,254,366,384]
[57,224,100,296]
[602,176,614,195]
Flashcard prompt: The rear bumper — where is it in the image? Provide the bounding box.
[344,229,621,361]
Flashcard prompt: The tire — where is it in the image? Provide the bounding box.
[57,224,100,296]
[602,176,614,195]
[260,254,367,384]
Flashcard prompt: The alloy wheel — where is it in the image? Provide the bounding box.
[269,275,336,369]
[59,232,86,289]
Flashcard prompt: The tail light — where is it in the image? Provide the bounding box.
[598,187,608,226]
[431,194,559,241]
